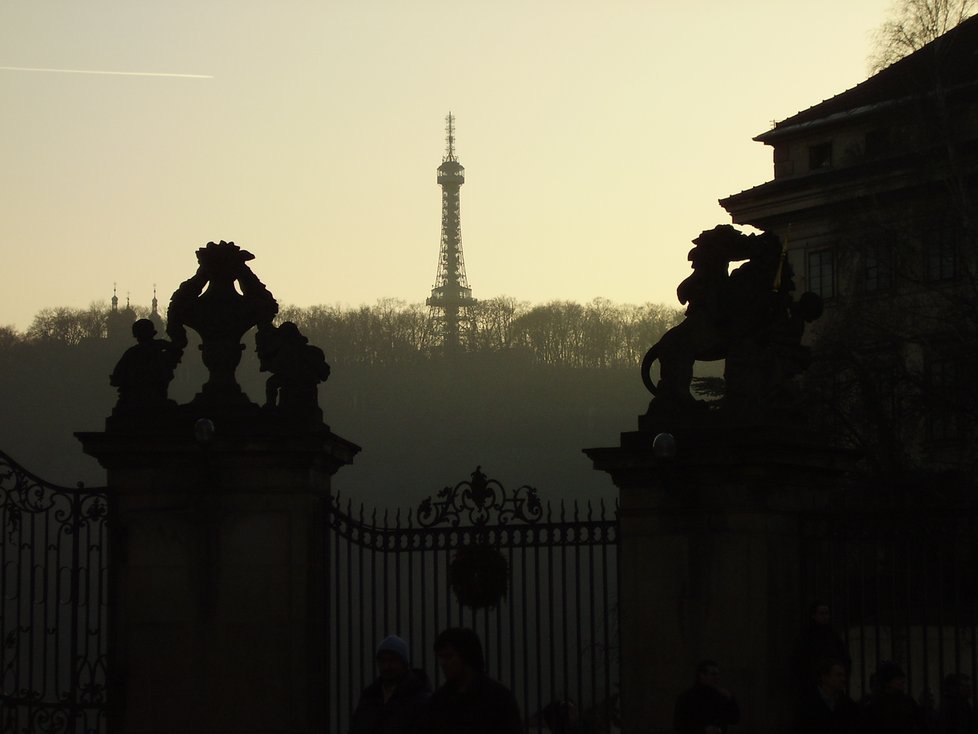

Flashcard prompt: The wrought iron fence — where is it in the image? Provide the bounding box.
[802,509,978,708]
[325,467,620,734]
[0,451,109,734]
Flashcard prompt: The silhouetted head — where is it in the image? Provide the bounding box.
[376,635,410,684]
[434,627,484,681]
[538,699,580,733]
[876,661,907,694]
[794,292,824,323]
[278,321,308,344]
[692,224,739,248]
[695,660,721,688]
[131,319,157,342]
[943,673,972,700]
[809,601,831,626]
[817,658,847,696]
[689,224,750,264]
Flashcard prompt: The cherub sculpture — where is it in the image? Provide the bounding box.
[110,318,183,410]
[255,321,331,422]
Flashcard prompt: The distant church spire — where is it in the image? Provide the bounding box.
[148,284,164,330]
[111,283,119,312]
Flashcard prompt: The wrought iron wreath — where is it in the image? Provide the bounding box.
[448,544,509,609]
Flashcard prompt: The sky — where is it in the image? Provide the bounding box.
[1,0,894,332]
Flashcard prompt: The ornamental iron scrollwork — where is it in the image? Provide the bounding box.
[326,491,617,551]
[0,450,109,731]
[416,466,543,528]
[323,469,620,734]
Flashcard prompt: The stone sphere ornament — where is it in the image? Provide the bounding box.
[653,432,678,459]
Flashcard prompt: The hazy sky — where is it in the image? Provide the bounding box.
[1,0,893,331]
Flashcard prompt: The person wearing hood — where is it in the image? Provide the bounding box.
[350,635,431,734]
[416,627,522,734]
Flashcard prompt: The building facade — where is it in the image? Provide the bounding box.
[721,17,978,475]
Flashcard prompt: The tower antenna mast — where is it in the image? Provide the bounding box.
[426,112,476,354]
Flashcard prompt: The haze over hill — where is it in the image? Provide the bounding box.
[0,298,715,507]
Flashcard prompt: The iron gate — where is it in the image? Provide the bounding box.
[0,451,109,734]
[325,467,621,733]
[802,508,978,706]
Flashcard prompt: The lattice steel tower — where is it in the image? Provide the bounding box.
[426,112,476,353]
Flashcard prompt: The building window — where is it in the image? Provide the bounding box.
[807,249,835,299]
[864,241,892,292]
[774,145,794,177]
[809,142,833,171]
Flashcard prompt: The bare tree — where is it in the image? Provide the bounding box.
[26,303,112,345]
[870,0,976,71]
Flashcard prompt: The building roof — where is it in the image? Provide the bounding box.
[756,14,978,142]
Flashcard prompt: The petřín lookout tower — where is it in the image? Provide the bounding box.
[426,112,476,353]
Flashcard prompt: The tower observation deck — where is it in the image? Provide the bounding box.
[426,112,476,353]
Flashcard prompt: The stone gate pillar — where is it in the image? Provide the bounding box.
[586,424,852,734]
[584,223,859,733]
[78,429,358,734]
[77,241,359,733]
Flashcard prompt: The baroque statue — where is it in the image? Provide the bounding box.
[255,321,331,424]
[105,240,334,432]
[166,241,279,409]
[641,225,822,428]
[109,319,183,412]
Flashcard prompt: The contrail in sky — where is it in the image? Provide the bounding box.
[0,66,213,79]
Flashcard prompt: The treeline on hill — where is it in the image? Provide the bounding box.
[5,296,682,368]
[0,297,681,498]
[279,297,681,367]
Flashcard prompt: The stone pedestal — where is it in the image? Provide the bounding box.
[585,424,853,734]
[77,428,358,734]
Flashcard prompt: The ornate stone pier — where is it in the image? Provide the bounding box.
[78,241,359,733]
[586,225,854,733]
[586,424,852,733]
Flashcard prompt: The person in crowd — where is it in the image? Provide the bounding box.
[416,627,522,734]
[858,671,880,711]
[349,634,430,734]
[792,657,858,733]
[790,602,851,693]
[534,698,591,734]
[936,673,976,734]
[859,661,926,734]
[673,659,740,734]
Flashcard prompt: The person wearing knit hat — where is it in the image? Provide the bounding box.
[377,635,410,667]
[416,627,522,734]
[349,634,430,734]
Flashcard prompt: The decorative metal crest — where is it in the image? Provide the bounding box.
[416,466,542,528]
